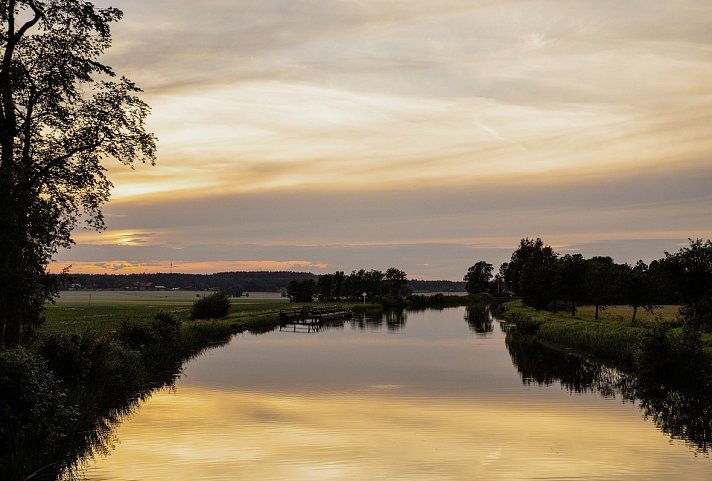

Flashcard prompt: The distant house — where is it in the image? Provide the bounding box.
[132,282,154,290]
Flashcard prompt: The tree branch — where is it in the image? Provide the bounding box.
[28,141,102,188]
[13,0,44,42]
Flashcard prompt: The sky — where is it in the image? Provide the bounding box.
[50,0,712,280]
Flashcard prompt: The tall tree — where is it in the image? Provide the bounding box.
[506,238,558,309]
[463,261,493,295]
[0,1,156,346]
[384,267,408,298]
[584,256,617,320]
[621,260,657,324]
[556,254,587,317]
[663,238,712,329]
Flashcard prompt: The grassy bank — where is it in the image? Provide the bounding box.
[497,300,712,367]
[43,291,287,335]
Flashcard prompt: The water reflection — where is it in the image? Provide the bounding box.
[464,305,494,335]
[62,308,711,480]
[348,309,408,331]
[505,330,712,455]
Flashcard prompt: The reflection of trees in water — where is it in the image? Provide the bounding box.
[464,306,494,335]
[505,331,711,455]
[384,310,407,331]
[350,310,407,331]
[0,330,235,481]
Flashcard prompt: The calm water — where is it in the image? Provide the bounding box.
[82,308,710,480]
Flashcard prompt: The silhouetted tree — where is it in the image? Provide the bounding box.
[556,254,587,317]
[621,260,657,324]
[0,1,156,347]
[506,238,558,309]
[287,279,317,303]
[384,267,408,298]
[584,256,617,320]
[663,238,712,329]
[463,261,493,295]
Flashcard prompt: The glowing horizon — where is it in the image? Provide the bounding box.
[52,0,712,279]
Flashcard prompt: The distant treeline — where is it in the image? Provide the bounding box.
[64,271,464,295]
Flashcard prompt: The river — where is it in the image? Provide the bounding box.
[80,307,710,480]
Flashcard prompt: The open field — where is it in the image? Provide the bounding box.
[566,304,681,325]
[44,290,292,335]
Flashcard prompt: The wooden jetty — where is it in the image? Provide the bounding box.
[279,305,353,332]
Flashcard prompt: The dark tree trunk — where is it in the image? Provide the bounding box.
[0,173,24,347]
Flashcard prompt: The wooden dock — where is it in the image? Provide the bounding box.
[279,305,353,332]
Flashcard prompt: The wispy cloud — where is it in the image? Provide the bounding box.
[57,1,712,277]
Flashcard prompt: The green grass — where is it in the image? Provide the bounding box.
[499,300,712,364]
[43,291,366,336]
[43,291,284,335]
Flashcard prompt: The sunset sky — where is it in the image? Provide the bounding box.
[51,0,712,280]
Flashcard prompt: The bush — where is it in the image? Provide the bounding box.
[117,312,182,348]
[190,291,231,320]
[0,348,75,480]
[151,312,181,342]
[634,323,708,386]
[117,320,158,349]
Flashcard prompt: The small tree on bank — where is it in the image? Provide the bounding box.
[191,292,231,320]
[0,1,156,347]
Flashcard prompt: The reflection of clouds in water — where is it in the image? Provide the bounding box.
[84,386,709,481]
[81,308,710,480]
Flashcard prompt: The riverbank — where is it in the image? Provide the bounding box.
[4,292,393,481]
[497,300,712,374]
[3,293,307,481]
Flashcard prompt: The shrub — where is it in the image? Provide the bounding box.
[190,291,231,320]
[0,348,75,480]
[117,320,158,349]
[151,312,181,342]
[116,313,182,349]
[634,323,708,386]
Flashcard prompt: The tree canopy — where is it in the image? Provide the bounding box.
[463,261,493,295]
[0,1,156,346]
[496,237,712,327]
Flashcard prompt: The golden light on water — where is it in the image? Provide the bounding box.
[84,386,701,481]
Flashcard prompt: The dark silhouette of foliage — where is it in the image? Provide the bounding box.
[620,260,658,324]
[463,261,493,295]
[663,238,712,329]
[190,292,231,320]
[555,254,587,317]
[0,347,75,480]
[0,1,156,347]
[584,256,617,320]
[503,238,559,309]
[286,279,317,303]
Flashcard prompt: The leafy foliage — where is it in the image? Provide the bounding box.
[0,1,156,347]
[463,261,493,295]
[190,292,231,320]
[663,239,712,329]
[287,279,317,302]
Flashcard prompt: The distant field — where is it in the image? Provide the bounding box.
[573,305,681,324]
[44,290,290,335]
